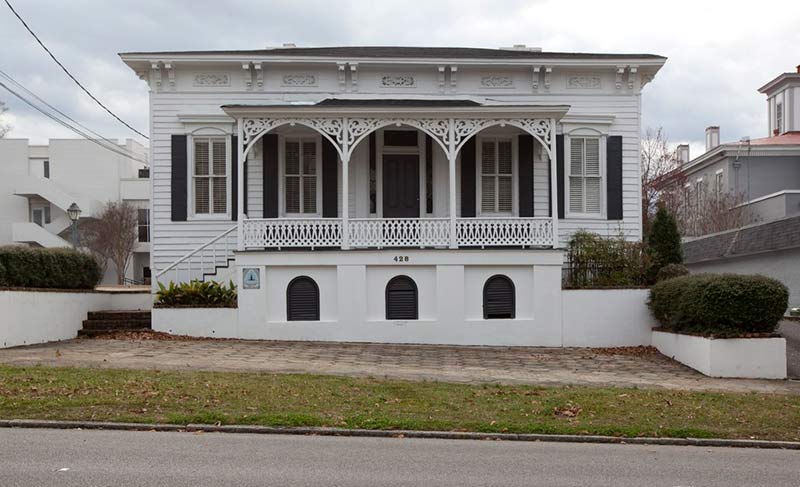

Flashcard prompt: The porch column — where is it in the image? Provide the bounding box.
[448,119,458,249]
[341,117,350,250]
[237,118,245,251]
[548,117,559,248]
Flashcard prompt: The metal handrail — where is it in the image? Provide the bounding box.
[155,224,237,280]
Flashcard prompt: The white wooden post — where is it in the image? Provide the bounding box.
[341,117,350,250]
[448,118,458,249]
[237,118,245,250]
[549,117,559,248]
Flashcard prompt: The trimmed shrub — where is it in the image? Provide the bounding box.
[562,231,650,288]
[155,280,237,307]
[0,246,101,289]
[647,206,682,282]
[656,263,690,282]
[648,273,788,337]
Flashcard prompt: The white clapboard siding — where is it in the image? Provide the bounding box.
[149,80,644,271]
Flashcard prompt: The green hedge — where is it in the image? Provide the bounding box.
[648,273,788,337]
[0,246,101,289]
[155,280,237,307]
[655,263,690,282]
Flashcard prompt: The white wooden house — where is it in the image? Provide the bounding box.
[121,46,665,345]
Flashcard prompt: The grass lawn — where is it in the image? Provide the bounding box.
[1,365,798,441]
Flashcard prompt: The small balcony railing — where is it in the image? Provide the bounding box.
[241,217,553,249]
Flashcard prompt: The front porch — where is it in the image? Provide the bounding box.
[226,101,567,251]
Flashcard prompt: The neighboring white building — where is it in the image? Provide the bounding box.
[121,45,665,345]
[0,138,151,284]
[674,65,800,309]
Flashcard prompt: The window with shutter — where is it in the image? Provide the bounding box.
[483,275,515,319]
[385,275,418,320]
[567,136,603,216]
[479,138,513,214]
[286,276,320,321]
[284,138,319,215]
[192,136,228,216]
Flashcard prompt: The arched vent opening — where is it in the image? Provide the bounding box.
[483,275,515,319]
[385,275,418,320]
[287,276,320,321]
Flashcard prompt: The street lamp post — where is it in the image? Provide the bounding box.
[67,202,81,248]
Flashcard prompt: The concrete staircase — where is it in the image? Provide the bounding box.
[78,310,152,337]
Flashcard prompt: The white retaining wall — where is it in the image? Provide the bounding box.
[561,289,654,347]
[652,330,787,379]
[0,290,151,348]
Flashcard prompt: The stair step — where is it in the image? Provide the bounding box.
[82,319,152,331]
[87,310,151,321]
[78,328,150,338]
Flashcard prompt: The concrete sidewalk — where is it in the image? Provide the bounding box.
[1,337,799,394]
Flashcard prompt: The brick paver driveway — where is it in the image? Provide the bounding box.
[1,338,798,394]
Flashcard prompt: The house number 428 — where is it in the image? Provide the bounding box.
[393,255,410,263]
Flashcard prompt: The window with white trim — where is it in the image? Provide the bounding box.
[479,138,513,214]
[715,171,724,199]
[284,138,319,215]
[567,137,602,215]
[192,136,228,215]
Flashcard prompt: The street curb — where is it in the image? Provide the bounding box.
[1,419,799,450]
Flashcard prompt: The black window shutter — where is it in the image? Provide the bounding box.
[263,134,279,218]
[385,276,418,320]
[287,276,320,321]
[460,137,476,217]
[556,134,565,219]
[518,135,534,217]
[231,135,238,221]
[322,138,338,218]
[483,275,515,319]
[606,135,624,220]
[170,134,188,221]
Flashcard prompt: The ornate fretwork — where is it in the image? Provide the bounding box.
[241,116,554,162]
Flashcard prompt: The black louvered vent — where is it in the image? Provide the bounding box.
[287,276,320,321]
[385,276,418,320]
[483,275,515,319]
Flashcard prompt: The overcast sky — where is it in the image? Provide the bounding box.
[1,0,799,156]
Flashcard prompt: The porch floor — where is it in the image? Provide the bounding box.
[1,338,798,394]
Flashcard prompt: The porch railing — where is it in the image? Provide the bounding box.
[242,218,343,248]
[241,217,554,249]
[349,218,450,248]
[456,217,554,247]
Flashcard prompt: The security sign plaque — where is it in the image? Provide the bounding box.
[242,268,260,289]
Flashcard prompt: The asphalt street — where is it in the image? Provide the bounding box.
[0,428,798,486]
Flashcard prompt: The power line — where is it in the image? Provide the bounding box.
[4,0,149,140]
[0,78,149,166]
[0,69,147,162]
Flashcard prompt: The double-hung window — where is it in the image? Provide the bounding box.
[137,208,150,243]
[479,138,513,214]
[284,138,319,215]
[192,136,228,216]
[568,137,602,216]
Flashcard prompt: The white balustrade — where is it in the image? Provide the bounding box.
[240,217,553,250]
[242,218,342,248]
[456,217,554,247]
[349,218,450,248]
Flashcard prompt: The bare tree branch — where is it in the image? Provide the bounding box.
[81,201,138,285]
[641,127,680,233]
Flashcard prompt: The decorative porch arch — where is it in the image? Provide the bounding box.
[241,118,346,160]
[451,118,554,160]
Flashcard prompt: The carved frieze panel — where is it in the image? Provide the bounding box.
[381,75,416,88]
[282,74,317,87]
[567,76,601,89]
[480,76,514,88]
[193,73,231,87]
